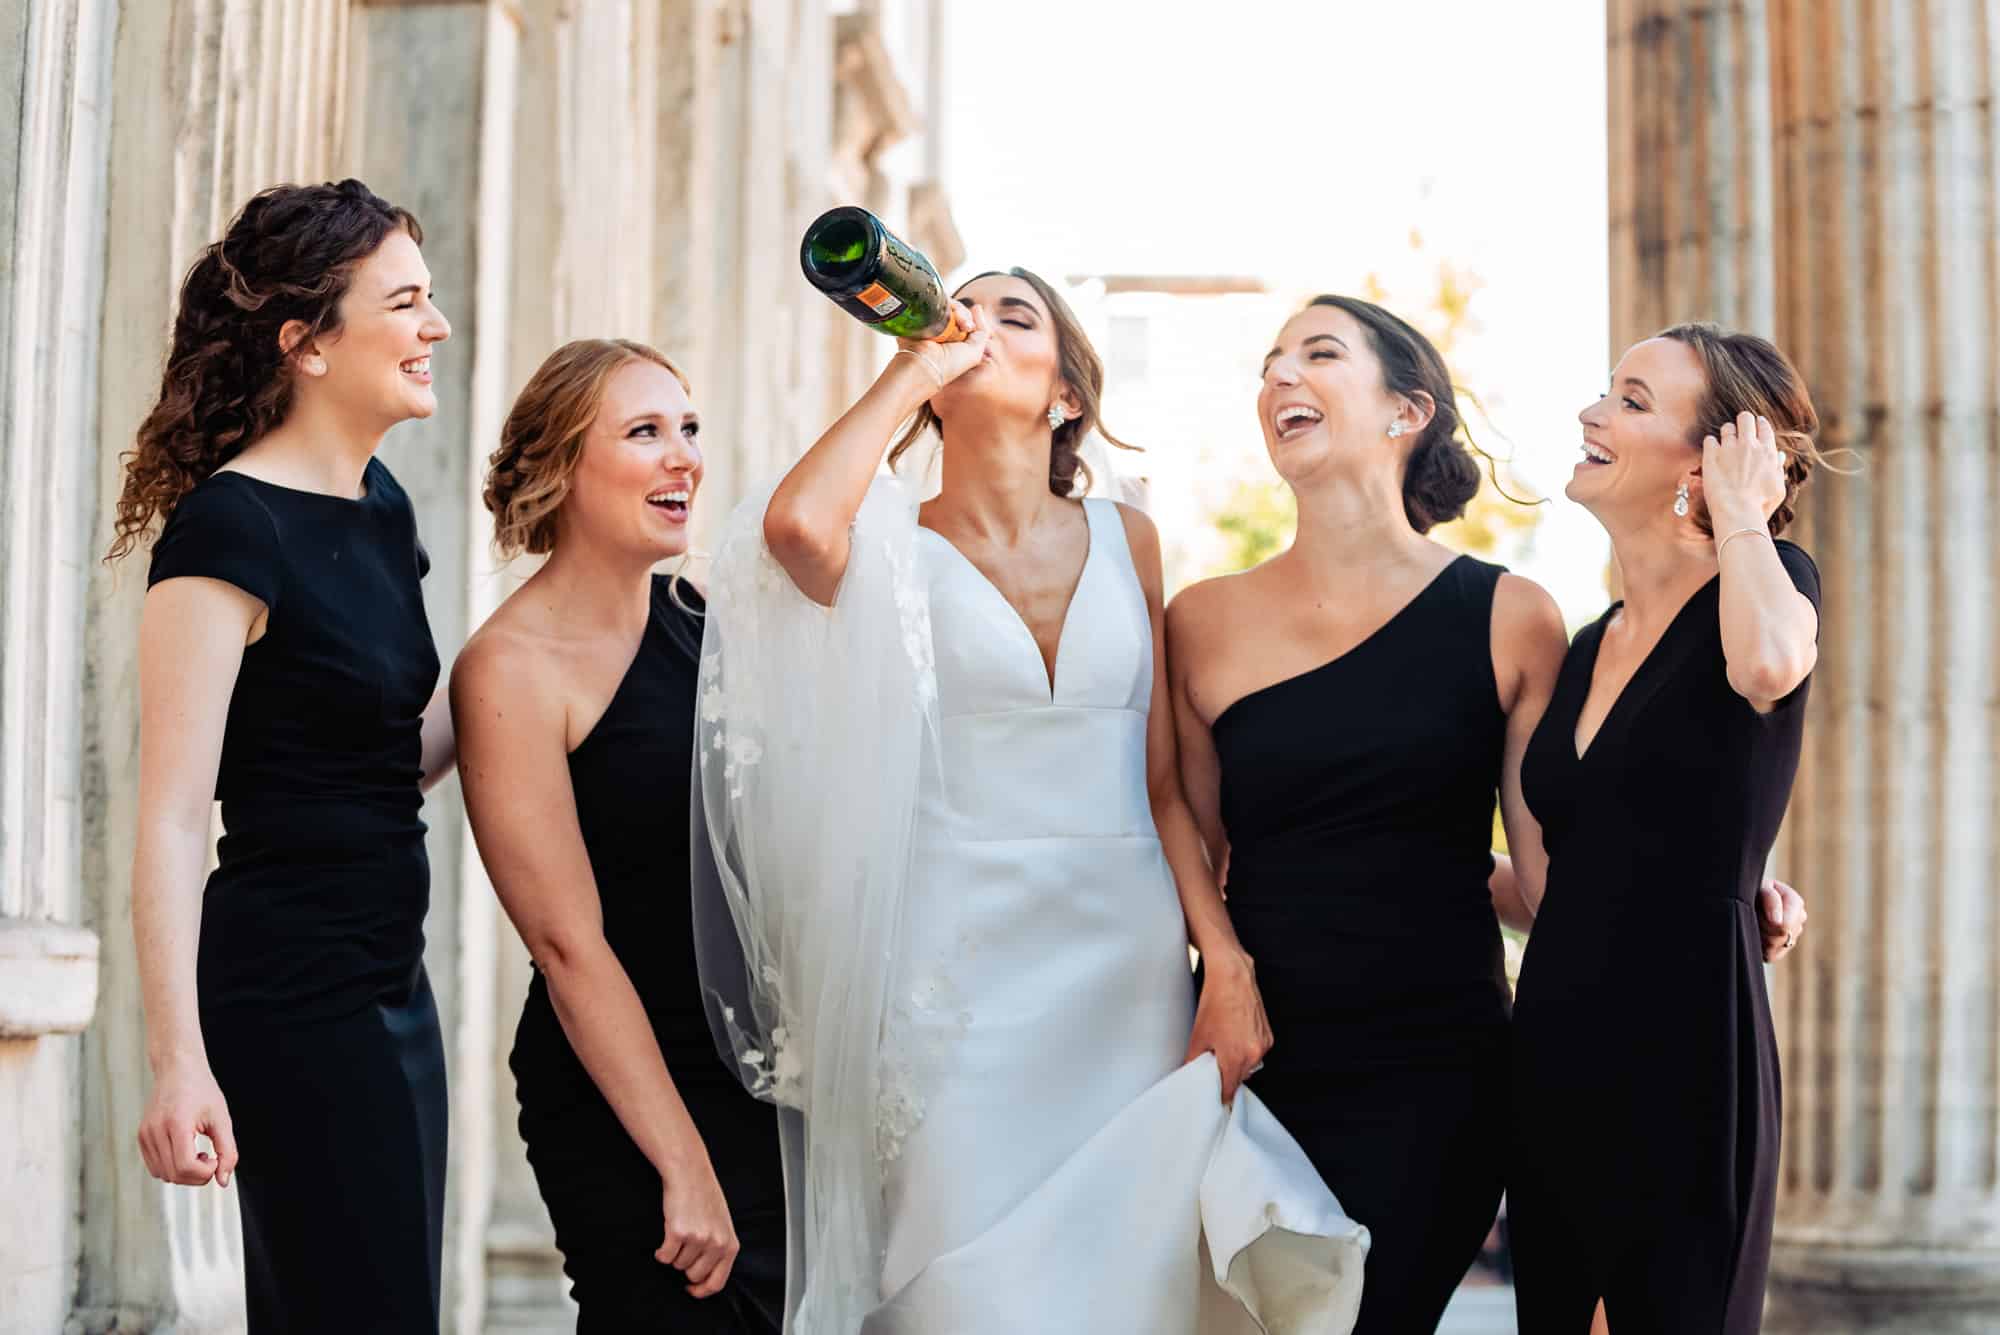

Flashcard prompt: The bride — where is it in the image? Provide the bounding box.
[692,270,1368,1333]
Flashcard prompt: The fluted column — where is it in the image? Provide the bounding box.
[1607,0,1776,350]
[1762,0,2000,1328]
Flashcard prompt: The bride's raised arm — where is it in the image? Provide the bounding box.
[762,302,988,603]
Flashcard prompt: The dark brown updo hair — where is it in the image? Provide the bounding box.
[888,267,1136,497]
[1657,322,1827,537]
[107,180,421,561]
[1303,295,1483,533]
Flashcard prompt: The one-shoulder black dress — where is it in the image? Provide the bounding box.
[1510,540,1820,1334]
[508,577,785,1332]
[148,457,446,1332]
[1212,555,1513,1335]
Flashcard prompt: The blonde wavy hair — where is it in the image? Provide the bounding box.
[484,338,690,557]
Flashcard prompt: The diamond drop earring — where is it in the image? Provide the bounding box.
[1048,404,1066,430]
[1673,481,1691,518]
[1386,421,1407,439]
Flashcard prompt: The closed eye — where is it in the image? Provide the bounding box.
[1622,397,1644,411]
[1002,318,1031,330]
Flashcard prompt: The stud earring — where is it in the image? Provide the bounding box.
[304,356,326,376]
[1673,481,1691,518]
[1048,404,1066,430]
[1386,421,1407,439]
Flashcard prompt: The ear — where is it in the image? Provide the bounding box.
[1055,381,1084,421]
[279,319,325,375]
[1679,462,1711,528]
[1399,390,1437,436]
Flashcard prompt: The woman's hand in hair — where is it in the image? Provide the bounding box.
[1698,411,1786,535]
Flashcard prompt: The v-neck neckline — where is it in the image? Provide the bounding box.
[1569,573,1719,762]
[920,504,1096,701]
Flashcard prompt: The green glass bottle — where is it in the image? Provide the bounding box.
[800,206,969,342]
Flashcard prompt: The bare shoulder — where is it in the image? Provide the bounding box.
[1492,572,1568,646]
[451,601,563,722]
[1490,572,1570,700]
[1167,566,1263,654]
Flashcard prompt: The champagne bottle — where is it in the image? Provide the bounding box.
[800,206,970,343]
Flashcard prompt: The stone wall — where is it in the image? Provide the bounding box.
[0,2,953,1330]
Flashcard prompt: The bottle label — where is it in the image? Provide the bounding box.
[855,281,905,318]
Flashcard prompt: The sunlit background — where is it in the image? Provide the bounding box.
[939,0,1612,624]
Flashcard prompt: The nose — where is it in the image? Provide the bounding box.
[1263,355,1300,387]
[1578,395,1606,428]
[665,434,703,473]
[423,301,451,344]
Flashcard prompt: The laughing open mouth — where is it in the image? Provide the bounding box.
[1273,403,1324,441]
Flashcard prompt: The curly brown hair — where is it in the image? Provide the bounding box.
[106,180,422,562]
[484,339,690,558]
[888,267,1136,497]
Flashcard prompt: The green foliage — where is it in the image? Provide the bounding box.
[1213,479,1297,572]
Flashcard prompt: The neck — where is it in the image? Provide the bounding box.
[248,393,393,497]
[930,413,1061,543]
[1285,465,1431,579]
[529,535,661,635]
[1603,507,1716,629]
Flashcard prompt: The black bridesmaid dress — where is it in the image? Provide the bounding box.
[1510,540,1820,1334]
[1212,555,1512,1335]
[508,577,785,1333]
[148,457,446,1332]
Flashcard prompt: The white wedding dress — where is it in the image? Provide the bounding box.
[694,481,1367,1334]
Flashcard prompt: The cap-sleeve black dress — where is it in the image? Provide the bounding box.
[1510,540,1821,1333]
[148,457,445,1332]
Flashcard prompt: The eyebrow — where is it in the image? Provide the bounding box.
[384,282,428,301]
[992,296,1042,319]
[1262,332,1348,370]
[1620,377,1652,396]
[619,411,695,430]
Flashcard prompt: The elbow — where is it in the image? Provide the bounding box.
[524,924,609,985]
[762,497,836,571]
[1729,644,1816,705]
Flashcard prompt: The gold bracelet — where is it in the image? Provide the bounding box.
[1717,526,1771,558]
[894,346,944,391]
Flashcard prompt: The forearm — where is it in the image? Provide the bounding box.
[1156,794,1248,963]
[1488,852,1536,933]
[541,937,712,1179]
[764,356,936,593]
[131,822,213,1071]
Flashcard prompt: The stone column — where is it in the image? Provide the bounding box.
[0,0,113,1327]
[1760,0,2000,1328]
[1606,0,1775,351]
[76,3,358,1329]
[344,4,520,1331]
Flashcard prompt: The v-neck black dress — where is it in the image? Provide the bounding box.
[1510,540,1820,1334]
